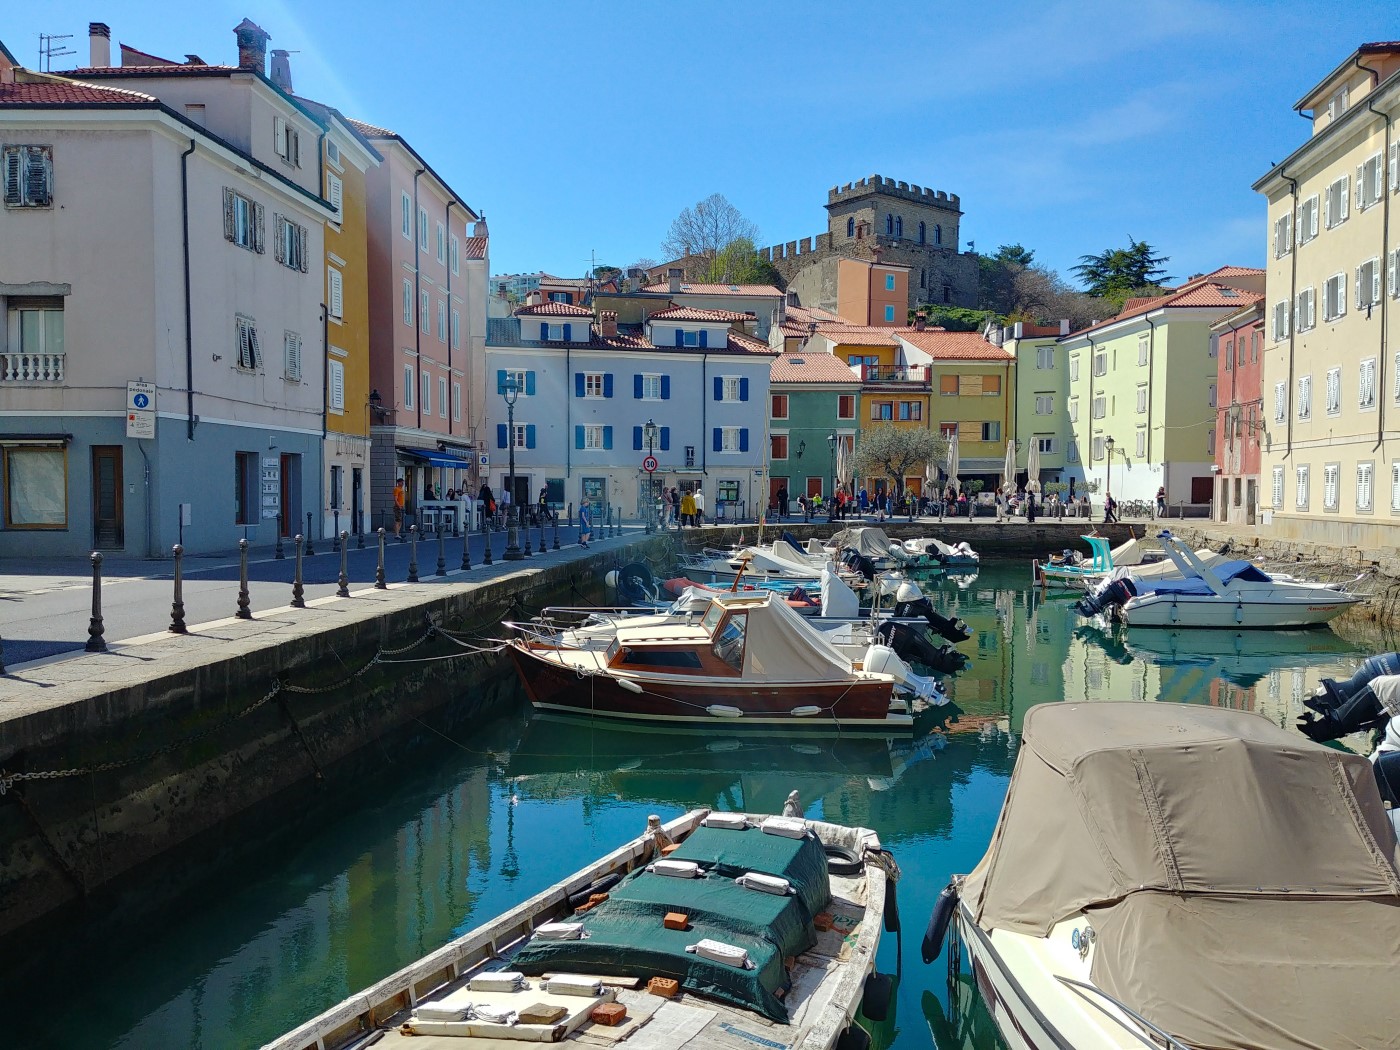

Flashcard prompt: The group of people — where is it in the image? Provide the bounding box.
[658,486,705,528]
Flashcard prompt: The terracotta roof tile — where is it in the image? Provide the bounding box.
[642,282,783,298]
[69,64,238,76]
[0,79,157,105]
[726,331,779,356]
[770,352,862,384]
[786,304,845,324]
[346,117,397,138]
[899,330,1013,360]
[811,325,903,347]
[462,236,487,260]
[1069,276,1266,339]
[648,305,749,322]
[514,301,592,317]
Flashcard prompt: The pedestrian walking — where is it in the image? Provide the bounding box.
[1103,494,1119,524]
[693,487,705,526]
[669,487,680,525]
[1026,491,1037,523]
[393,478,406,536]
[777,485,789,519]
[1155,485,1167,519]
[578,501,592,546]
[539,486,550,524]
[680,488,697,528]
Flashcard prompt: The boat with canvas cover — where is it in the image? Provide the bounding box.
[506,590,946,730]
[893,536,980,569]
[266,806,900,1050]
[924,701,1400,1050]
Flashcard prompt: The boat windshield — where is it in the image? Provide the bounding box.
[701,601,725,636]
[712,612,748,672]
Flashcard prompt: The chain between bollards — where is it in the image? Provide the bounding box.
[168,544,187,634]
[375,527,387,589]
[236,539,252,619]
[407,525,420,582]
[435,521,447,576]
[482,517,493,565]
[290,535,306,607]
[86,551,107,651]
[337,531,351,597]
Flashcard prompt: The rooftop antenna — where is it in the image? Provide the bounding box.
[38,32,76,72]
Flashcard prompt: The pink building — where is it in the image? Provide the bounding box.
[1212,302,1265,524]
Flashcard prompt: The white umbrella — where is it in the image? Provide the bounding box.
[836,437,850,488]
[1001,440,1016,496]
[1026,440,1042,493]
[945,430,960,494]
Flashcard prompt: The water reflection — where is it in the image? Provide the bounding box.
[0,565,1382,1050]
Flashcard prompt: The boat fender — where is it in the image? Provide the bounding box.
[921,881,959,964]
[1235,602,1244,624]
[860,972,893,1022]
[883,875,901,934]
[706,704,743,718]
[824,843,864,876]
[835,1024,871,1050]
[567,871,623,908]
[617,678,644,695]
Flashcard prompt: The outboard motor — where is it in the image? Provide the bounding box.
[614,562,659,606]
[863,643,947,707]
[875,621,967,674]
[1297,653,1400,742]
[1075,576,1138,618]
[840,547,877,581]
[893,581,971,643]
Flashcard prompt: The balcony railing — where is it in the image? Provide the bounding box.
[860,364,929,383]
[1,352,65,382]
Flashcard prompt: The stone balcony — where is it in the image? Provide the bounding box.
[1,352,65,382]
[857,363,930,387]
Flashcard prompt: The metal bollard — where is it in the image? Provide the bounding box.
[523,512,533,557]
[375,527,387,590]
[86,551,108,651]
[539,514,547,554]
[333,511,341,552]
[357,524,365,550]
[166,544,187,633]
[553,508,560,550]
[338,531,351,597]
[407,525,420,582]
[435,522,447,576]
[460,524,472,571]
[275,513,285,560]
[291,535,306,608]
[236,538,252,619]
[568,502,574,545]
[305,513,316,556]
[483,517,493,565]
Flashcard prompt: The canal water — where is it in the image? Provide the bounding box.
[0,563,1380,1050]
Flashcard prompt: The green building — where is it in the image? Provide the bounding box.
[767,349,862,511]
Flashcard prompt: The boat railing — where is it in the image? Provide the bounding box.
[1054,975,1194,1050]
[504,618,613,653]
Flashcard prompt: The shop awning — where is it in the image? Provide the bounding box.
[399,448,474,469]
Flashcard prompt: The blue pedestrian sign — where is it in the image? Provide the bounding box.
[127,381,156,412]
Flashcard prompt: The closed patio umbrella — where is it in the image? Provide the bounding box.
[1002,440,1016,496]
[1026,441,1042,493]
[945,431,960,494]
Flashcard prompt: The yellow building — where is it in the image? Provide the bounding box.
[1254,43,1400,547]
[297,98,382,538]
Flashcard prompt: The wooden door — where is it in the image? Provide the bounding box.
[91,446,123,549]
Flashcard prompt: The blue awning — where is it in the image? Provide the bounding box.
[399,448,473,469]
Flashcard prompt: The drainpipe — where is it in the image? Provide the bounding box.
[1282,170,1300,460]
[1223,313,1244,481]
[1363,62,1393,450]
[445,200,456,438]
[180,138,196,440]
[1085,332,1098,488]
[320,303,328,540]
[138,440,154,558]
[701,350,709,476]
[1144,314,1158,484]
[565,342,572,480]
[412,168,425,431]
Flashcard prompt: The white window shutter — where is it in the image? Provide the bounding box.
[1324,187,1331,227]
[1340,178,1349,220]
[249,324,262,368]
[1390,251,1399,298]
[274,116,286,157]
[1390,143,1400,192]
[1357,268,1365,310]
[1358,163,1366,204]
[330,361,345,409]
[1307,290,1315,329]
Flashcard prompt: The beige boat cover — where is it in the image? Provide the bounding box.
[712,593,856,682]
[829,527,894,559]
[962,702,1400,1050]
[1108,535,1143,566]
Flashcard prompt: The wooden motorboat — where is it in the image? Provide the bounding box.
[506,590,945,730]
[266,807,900,1050]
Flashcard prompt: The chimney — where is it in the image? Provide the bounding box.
[667,267,683,293]
[785,289,799,308]
[1059,319,1070,336]
[89,22,111,67]
[474,215,488,239]
[913,310,927,331]
[269,48,292,91]
[599,311,618,338]
[525,290,543,306]
[233,18,270,75]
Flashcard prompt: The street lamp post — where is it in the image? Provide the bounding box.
[644,418,658,534]
[503,375,524,560]
[1104,434,1116,504]
[827,432,837,521]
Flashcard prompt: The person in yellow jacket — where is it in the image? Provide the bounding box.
[680,489,697,528]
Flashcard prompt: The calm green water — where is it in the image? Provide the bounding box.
[0,564,1375,1050]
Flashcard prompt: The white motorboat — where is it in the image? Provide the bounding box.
[1033,533,1147,589]
[1075,530,1364,628]
[895,536,980,569]
[268,807,900,1050]
[924,701,1400,1050]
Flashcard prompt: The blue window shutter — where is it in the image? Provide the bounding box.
[713,427,722,452]
[634,374,643,399]
[699,329,708,348]
[675,328,684,347]
[575,372,585,398]
[602,426,613,450]
[496,423,507,448]
[575,425,584,449]
[563,323,572,341]
[604,374,614,398]
[633,426,643,450]
[526,425,536,449]
[540,322,549,340]
[525,371,536,395]
[661,375,671,400]
[739,428,749,453]
[739,377,749,401]
[496,369,506,394]
[713,376,722,401]
[660,426,670,451]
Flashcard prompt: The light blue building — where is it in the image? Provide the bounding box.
[485,301,775,521]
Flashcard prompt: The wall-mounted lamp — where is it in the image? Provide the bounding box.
[796,440,807,458]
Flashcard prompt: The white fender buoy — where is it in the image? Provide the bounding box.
[707,705,743,718]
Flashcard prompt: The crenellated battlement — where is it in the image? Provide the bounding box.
[757,232,832,264]
[826,174,960,211]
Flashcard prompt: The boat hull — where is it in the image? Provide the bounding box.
[957,907,1075,1050]
[509,643,910,730]
[1122,592,1360,628]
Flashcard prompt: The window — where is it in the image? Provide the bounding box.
[943,285,951,303]
[3,145,52,207]
[1328,85,1349,120]
[500,369,529,395]
[1358,258,1382,311]
[436,222,446,264]
[273,116,300,167]
[771,434,789,459]
[1273,211,1292,257]
[1323,273,1347,321]
[1036,346,1053,369]
[1206,428,1215,456]
[1272,466,1284,508]
[439,377,448,418]
[327,267,344,319]
[885,214,893,236]
[837,394,855,419]
[1274,381,1286,423]
[1092,395,1106,419]
[1271,300,1289,342]
[1069,355,1080,381]
[1208,383,1217,408]
[1392,142,1400,194]
[3,445,66,527]
[421,371,432,414]
[1092,435,1105,461]
[637,374,662,400]
[884,273,896,291]
[325,172,342,217]
[235,316,261,370]
[722,376,742,401]
[678,328,708,347]
[184,103,206,126]
[1325,368,1340,414]
[1036,436,1055,454]
[274,215,307,272]
[223,188,264,252]
[771,393,789,418]
[420,291,430,334]
[1358,153,1385,211]
[453,382,461,421]
[1360,357,1377,408]
[451,309,460,349]
[721,427,743,452]
[1134,385,1147,413]
[1252,330,1260,361]
[7,298,64,368]
[328,359,344,411]
[1324,175,1349,229]
[1358,463,1375,511]
[1237,340,1246,367]
[404,364,414,408]
[450,234,460,275]
[920,268,926,288]
[1136,429,1147,458]
[1067,439,1080,463]
[939,422,957,439]
[1297,374,1311,420]
[511,423,531,449]
[1035,394,1053,415]
[896,401,922,421]
[870,401,893,420]
[401,192,412,238]
[1069,397,1079,422]
[1093,351,1107,376]
[1295,287,1316,331]
[846,217,854,238]
[403,279,413,326]
[918,221,926,244]
[1224,338,1233,371]
[234,451,256,526]
[934,224,942,245]
[418,207,429,248]
[883,305,896,323]
[1390,248,1400,299]
[895,216,903,238]
[981,421,1000,442]
[1393,462,1400,511]
[1296,466,1309,508]
[437,301,447,342]
[325,139,341,168]
[940,374,958,395]
[585,373,606,398]
[283,331,302,381]
[1297,195,1319,244]
[1323,464,1339,510]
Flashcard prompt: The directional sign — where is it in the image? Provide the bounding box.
[126,410,155,439]
[642,455,658,474]
[127,381,155,412]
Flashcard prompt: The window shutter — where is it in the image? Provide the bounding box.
[327,173,342,214]
[1306,290,1315,329]
[675,329,684,348]
[604,373,614,398]
[274,116,286,157]
[1309,200,1318,238]
[497,370,507,394]
[713,428,722,452]
[497,423,508,448]
[285,332,301,379]
[252,202,265,253]
[248,324,262,367]
[575,425,584,449]
[1340,178,1349,221]
[739,428,749,452]
[541,322,550,341]
[739,377,749,401]
[526,425,536,449]
[525,371,536,395]
[1373,263,1383,305]
[634,374,643,399]
[23,148,50,205]
[2,148,20,205]
[661,375,671,400]
[1356,268,1364,310]
[660,426,670,451]
[329,268,343,317]
[297,225,308,273]
[273,214,286,264]
[1390,251,1399,298]
[563,323,572,341]
[222,188,235,241]
[602,426,613,450]
[330,360,344,407]
[633,426,643,450]
[713,376,722,401]
[699,329,708,348]
[575,372,585,397]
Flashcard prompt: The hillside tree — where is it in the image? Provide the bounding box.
[852,425,947,502]
[1071,239,1170,307]
[700,237,782,286]
[661,193,761,264]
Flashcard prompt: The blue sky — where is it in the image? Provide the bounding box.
[7,1,1398,285]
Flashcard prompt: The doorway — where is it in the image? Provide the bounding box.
[1245,478,1257,525]
[581,477,607,522]
[280,453,302,536]
[351,467,364,535]
[91,446,124,549]
[1190,476,1213,504]
[806,477,823,499]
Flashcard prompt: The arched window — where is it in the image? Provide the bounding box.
[846,216,854,238]
[895,216,903,238]
[885,214,893,236]
[918,221,926,244]
[934,224,942,245]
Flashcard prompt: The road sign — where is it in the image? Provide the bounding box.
[127,381,155,412]
[126,410,155,439]
[478,451,490,470]
[642,455,658,473]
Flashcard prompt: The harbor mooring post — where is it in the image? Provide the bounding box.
[483,517,493,566]
[86,551,108,651]
[168,545,187,634]
[305,514,316,556]
[338,531,351,597]
[236,539,252,619]
[436,521,447,577]
[407,525,420,583]
[290,536,306,608]
[375,528,387,590]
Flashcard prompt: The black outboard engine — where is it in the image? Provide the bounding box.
[874,621,968,674]
[840,547,877,581]
[1297,652,1400,742]
[892,598,971,643]
[1075,576,1137,618]
[615,562,659,606]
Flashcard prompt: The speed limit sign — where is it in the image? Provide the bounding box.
[642,455,658,473]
